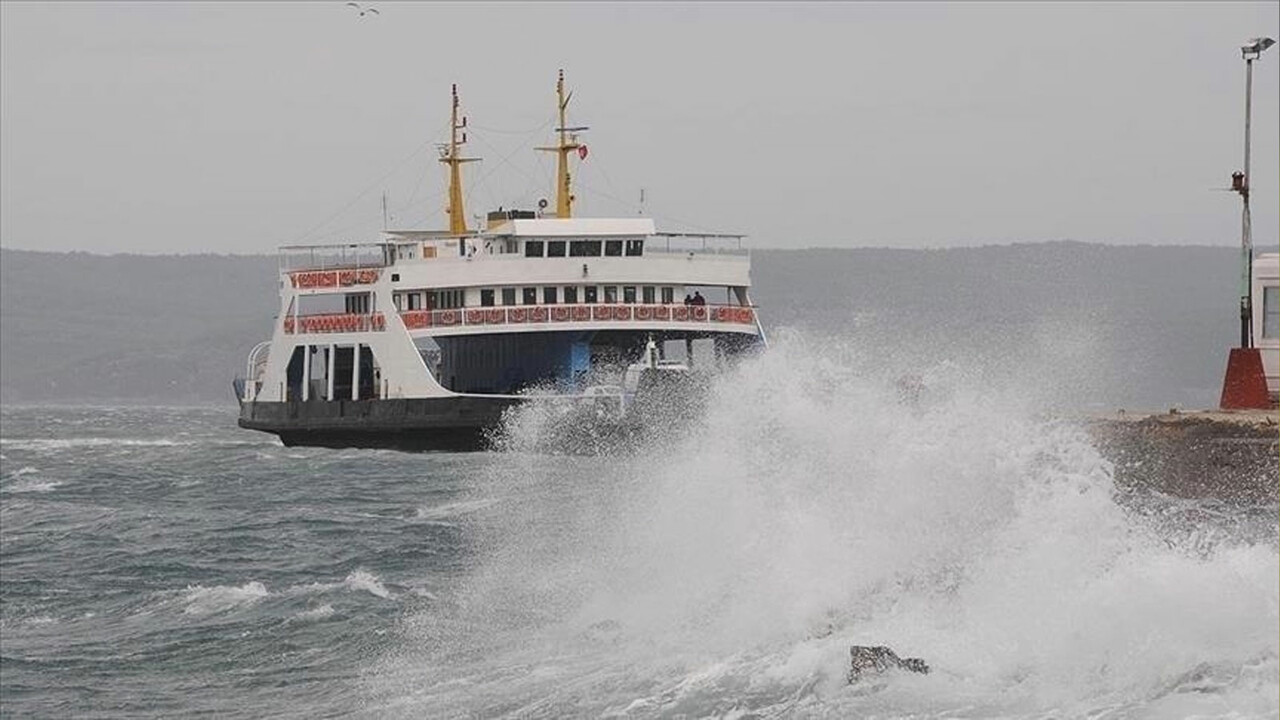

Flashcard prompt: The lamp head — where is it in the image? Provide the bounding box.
[1242,37,1276,60]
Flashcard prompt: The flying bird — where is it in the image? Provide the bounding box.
[346,2,379,17]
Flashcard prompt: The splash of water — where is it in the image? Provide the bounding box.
[367,332,1278,717]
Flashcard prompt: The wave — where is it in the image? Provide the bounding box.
[0,437,272,451]
[292,604,336,622]
[290,570,395,601]
[181,581,270,616]
[3,479,63,493]
[367,331,1279,717]
[413,498,500,521]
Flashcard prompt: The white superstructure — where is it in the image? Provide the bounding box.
[237,72,765,441]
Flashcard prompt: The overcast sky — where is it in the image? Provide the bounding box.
[1,1,1277,254]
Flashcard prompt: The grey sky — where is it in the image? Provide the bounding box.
[1,1,1277,254]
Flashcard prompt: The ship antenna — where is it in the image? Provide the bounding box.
[536,69,588,218]
[440,83,480,235]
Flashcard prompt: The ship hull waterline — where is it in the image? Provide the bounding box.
[237,396,521,451]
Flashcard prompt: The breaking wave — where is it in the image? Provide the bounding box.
[182,581,271,616]
[367,332,1279,717]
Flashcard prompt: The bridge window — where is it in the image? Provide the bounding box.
[584,286,598,303]
[481,289,495,307]
[605,240,623,257]
[564,286,579,303]
[547,240,566,257]
[1265,286,1279,339]
[570,240,602,257]
[543,286,558,304]
[502,287,516,306]
[661,287,674,304]
[626,239,644,256]
[623,286,637,303]
[522,287,538,305]
[604,286,618,303]
[524,240,544,258]
[643,286,656,304]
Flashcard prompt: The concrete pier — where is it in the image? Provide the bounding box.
[1084,410,1278,503]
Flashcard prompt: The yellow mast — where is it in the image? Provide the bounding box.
[440,83,479,235]
[536,69,588,218]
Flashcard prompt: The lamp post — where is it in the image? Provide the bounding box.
[1236,37,1275,348]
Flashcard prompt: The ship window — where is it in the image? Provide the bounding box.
[502,287,516,306]
[547,240,567,257]
[604,286,618,303]
[345,293,370,314]
[393,294,403,311]
[605,240,623,257]
[524,240,544,258]
[1264,286,1279,339]
[522,287,537,305]
[643,286,656,304]
[661,287,674,304]
[626,239,644,256]
[570,240,602,257]
[543,286,558,304]
[407,293,421,310]
[481,289,495,307]
[564,286,579,303]
[623,286,637,303]
[584,286,598,303]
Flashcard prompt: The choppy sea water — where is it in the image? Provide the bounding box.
[2,340,1277,719]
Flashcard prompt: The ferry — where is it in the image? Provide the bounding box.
[235,72,767,450]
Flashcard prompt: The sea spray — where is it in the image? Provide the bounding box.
[368,332,1279,717]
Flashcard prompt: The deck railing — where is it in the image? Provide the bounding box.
[283,312,387,334]
[399,303,756,330]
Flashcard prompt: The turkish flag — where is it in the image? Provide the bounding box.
[578,145,589,160]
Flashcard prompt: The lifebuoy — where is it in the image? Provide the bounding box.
[530,307,548,323]
[439,310,459,326]
[673,306,689,321]
[715,306,733,322]
[283,317,295,333]
[486,309,505,324]
[338,270,356,286]
[635,305,652,321]
[553,306,570,322]
[573,305,591,321]
[614,305,631,320]
[372,313,385,330]
[654,305,670,320]
[466,309,484,325]
[593,306,612,321]
[692,306,707,321]
[509,307,527,323]
[737,307,754,324]
[357,269,379,284]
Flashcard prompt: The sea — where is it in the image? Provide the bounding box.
[2,336,1277,719]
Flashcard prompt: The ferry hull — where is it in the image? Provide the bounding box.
[237,396,520,451]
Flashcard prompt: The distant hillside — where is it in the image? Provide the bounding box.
[0,244,1240,409]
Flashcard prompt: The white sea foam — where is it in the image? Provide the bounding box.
[0,437,195,451]
[182,581,270,616]
[4,479,63,493]
[368,332,1279,717]
[294,604,336,622]
[344,570,393,599]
